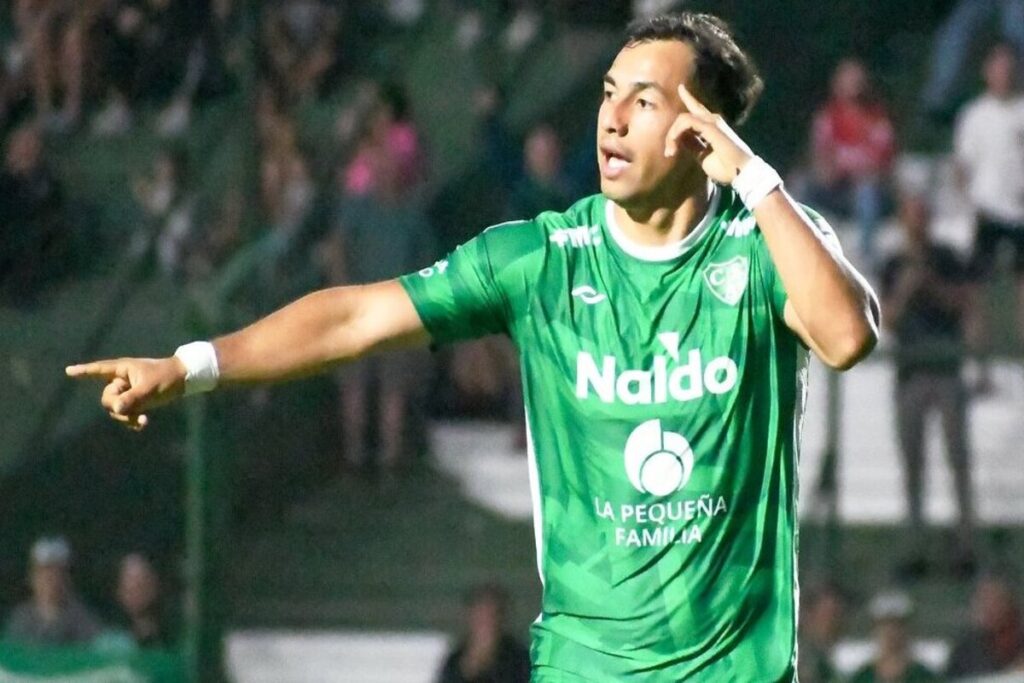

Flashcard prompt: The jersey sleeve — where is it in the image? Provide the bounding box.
[754,203,843,318]
[398,219,540,344]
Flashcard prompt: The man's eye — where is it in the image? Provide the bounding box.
[637,98,653,109]
[603,90,613,101]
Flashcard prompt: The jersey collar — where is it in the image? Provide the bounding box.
[604,182,721,262]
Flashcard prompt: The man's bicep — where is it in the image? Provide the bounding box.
[353,279,432,352]
[398,232,514,344]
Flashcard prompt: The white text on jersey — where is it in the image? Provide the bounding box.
[550,226,602,248]
[575,349,738,404]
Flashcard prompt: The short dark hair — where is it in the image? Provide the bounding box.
[624,13,763,125]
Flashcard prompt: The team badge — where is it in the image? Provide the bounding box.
[703,256,749,306]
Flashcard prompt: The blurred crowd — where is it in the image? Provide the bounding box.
[5,534,1022,680]
[2,0,1024,680]
[3,536,177,651]
[799,577,1024,682]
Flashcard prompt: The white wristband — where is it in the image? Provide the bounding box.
[174,341,220,396]
[732,156,783,210]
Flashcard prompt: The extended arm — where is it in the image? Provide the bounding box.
[67,280,428,429]
[215,280,427,383]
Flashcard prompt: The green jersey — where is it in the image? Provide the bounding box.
[401,186,835,681]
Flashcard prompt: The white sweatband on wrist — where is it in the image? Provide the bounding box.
[732,156,783,210]
[174,341,220,396]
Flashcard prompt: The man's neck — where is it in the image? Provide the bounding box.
[987,89,1016,101]
[613,176,712,247]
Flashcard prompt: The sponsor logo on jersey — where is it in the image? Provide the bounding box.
[724,214,757,238]
[550,225,601,248]
[570,285,606,304]
[703,256,749,306]
[623,419,694,496]
[575,333,738,404]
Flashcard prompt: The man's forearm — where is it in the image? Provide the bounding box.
[755,189,879,367]
[212,281,428,385]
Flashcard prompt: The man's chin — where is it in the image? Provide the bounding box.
[600,179,636,206]
[601,189,646,212]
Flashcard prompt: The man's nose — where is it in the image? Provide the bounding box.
[600,100,628,136]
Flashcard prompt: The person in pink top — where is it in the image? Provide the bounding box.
[344,84,426,197]
[806,58,896,272]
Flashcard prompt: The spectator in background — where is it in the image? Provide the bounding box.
[802,58,895,272]
[91,0,203,137]
[508,123,573,218]
[921,0,1024,122]
[0,122,66,302]
[1,1,38,129]
[947,574,1024,677]
[436,582,530,683]
[132,147,195,279]
[259,100,315,244]
[184,187,245,281]
[109,553,176,648]
[321,126,435,479]
[797,580,846,683]
[880,192,976,579]
[954,44,1024,389]
[262,0,340,104]
[475,84,520,191]
[343,83,426,197]
[15,0,97,132]
[849,591,938,683]
[3,536,103,646]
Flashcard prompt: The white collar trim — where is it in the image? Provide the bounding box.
[604,183,720,262]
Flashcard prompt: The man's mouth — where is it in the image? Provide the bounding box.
[600,146,632,178]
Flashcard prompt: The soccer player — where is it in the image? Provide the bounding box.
[68,13,878,681]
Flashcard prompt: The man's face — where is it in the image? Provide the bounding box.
[984,48,1016,97]
[597,40,701,209]
[807,593,845,643]
[30,564,68,607]
[831,60,868,102]
[5,127,42,175]
[467,596,502,637]
[525,125,562,182]
[973,578,1016,631]
[873,619,908,655]
[117,557,159,616]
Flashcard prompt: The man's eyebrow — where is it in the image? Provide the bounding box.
[602,75,666,96]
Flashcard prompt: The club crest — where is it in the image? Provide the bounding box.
[703,256,749,306]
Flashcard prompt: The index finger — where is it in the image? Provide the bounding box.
[66,360,123,380]
[678,82,713,117]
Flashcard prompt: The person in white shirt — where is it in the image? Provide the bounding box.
[954,42,1024,381]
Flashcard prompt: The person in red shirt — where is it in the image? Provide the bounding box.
[806,58,896,272]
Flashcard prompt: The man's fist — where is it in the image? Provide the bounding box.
[65,357,187,431]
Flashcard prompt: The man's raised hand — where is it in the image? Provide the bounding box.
[65,357,187,431]
[664,83,755,185]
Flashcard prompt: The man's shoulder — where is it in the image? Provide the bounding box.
[956,96,990,129]
[959,94,1024,122]
[5,601,34,619]
[479,194,605,253]
[3,601,40,632]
